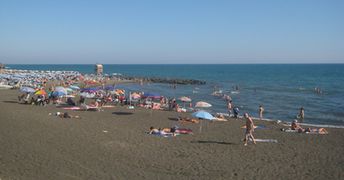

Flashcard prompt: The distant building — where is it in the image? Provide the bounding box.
[95,64,103,75]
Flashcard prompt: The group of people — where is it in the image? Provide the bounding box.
[148,126,193,136]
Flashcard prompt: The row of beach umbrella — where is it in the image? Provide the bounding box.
[20,86,214,111]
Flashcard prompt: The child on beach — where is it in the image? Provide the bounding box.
[243,113,256,146]
[233,107,240,118]
[298,107,305,120]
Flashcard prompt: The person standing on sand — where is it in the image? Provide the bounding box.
[298,107,305,120]
[243,113,256,146]
[227,100,233,116]
[259,105,264,120]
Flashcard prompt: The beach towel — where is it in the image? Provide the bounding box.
[102,105,116,108]
[241,125,267,129]
[62,106,81,110]
[148,132,178,138]
[254,139,278,143]
[214,118,228,122]
[175,128,193,134]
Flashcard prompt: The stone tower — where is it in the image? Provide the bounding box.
[95,64,103,75]
[0,63,4,73]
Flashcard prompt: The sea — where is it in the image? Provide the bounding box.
[6,64,344,127]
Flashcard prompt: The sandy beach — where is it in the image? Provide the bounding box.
[0,89,343,180]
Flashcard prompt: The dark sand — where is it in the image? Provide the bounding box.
[0,89,343,180]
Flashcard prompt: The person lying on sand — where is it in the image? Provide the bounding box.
[291,120,303,132]
[177,116,199,123]
[149,126,176,136]
[281,121,328,134]
[149,126,193,136]
[52,112,81,119]
[304,128,328,134]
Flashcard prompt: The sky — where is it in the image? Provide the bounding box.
[0,0,343,64]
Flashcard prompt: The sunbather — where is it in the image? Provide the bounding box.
[178,116,199,123]
[304,127,328,134]
[291,120,303,132]
[148,127,174,136]
[149,126,192,136]
[54,112,81,119]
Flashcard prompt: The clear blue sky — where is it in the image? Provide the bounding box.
[0,0,343,64]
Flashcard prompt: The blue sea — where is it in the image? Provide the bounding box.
[7,64,344,126]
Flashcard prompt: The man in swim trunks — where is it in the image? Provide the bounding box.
[298,107,305,120]
[243,113,256,146]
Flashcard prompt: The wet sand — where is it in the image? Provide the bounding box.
[0,89,343,180]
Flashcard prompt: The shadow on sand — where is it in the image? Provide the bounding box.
[190,140,237,145]
[112,112,134,115]
[2,100,20,104]
[168,117,179,121]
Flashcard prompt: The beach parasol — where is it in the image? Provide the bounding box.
[179,96,192,108]
[52,91,67,97]
[192,110,215,133]
[84,80,99,85]
[195,101,212,108]
[142,92,161,99]
[80,92,95,98]
[131,93,141,99]
[114,89,125,95]
[20,87,36,93]
[65,88,74,94]
[179,96,192,102]
[34,89,47,95]
[192,111,215,120]
[54,86,66,91]
[81,87,101,93]
[69,85,80,90]
[104,85,115,91]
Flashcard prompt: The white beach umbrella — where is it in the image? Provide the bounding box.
[195,101,212,108]
[179,96,192,102]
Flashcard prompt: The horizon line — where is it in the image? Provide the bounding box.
[3,63,344,65]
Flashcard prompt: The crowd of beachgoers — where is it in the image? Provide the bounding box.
[0,68,332,145]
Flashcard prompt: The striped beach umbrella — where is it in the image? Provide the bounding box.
[34,89,47,95]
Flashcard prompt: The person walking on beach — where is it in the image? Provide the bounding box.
[243,113,256,146]
[233,107,240,118]
[259,105,264,120]
[227,100,233,116]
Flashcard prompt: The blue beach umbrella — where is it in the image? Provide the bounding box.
[192,111,215,120]
[81,87,101,93]
[52,91,67,97]
[69,85,80,90]
[104,85,115,91]
[192,110,215,133]
[20,87,36,93]
[79,92,95,98]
